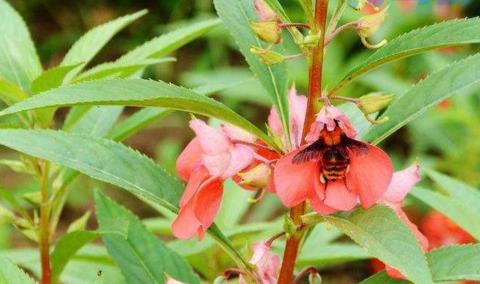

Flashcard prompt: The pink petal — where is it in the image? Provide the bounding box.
[287,87,307,148]
[324,180,358,211]
[190,119,231,155]
[346,144,393,208]
[202,152,231,177]
[383,163,420,204]
[309,194,337,215]
[267,107,283,138]
[305,106,357,143]
[172,202,202,240]
[176,138,202,181]
[222,123,257,143]
[273,150,319,207]
[221,144,255,179]
[395,207,429,251]
[193,177,223,229]
[179,166,210,208]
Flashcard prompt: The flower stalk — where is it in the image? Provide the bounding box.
[39,161,51,284]
[278,1,329,283]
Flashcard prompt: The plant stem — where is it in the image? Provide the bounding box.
[39,161,51,284]
[278,1,329,283]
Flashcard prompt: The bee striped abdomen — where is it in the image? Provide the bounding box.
[321,148,349,181]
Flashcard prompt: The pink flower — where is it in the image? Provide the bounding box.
[254,0,277,22]
[376,164,429,280]
[240,243,280,284]
[172,119,255,240]
[268,87,307,149]
[272,105,393,213]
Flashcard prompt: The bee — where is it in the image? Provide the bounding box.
[292,126,368,184]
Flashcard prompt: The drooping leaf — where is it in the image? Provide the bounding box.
[51,231,99,283]
[77,18,220,81]
[428,244,480,282]
[61,10,147,73]
[426,170,480,214]
[95,191,200,284]
[0,129,182,212]
[332,18,480,94]
[321,205,434,284]
[0,256,36,284]
[410,187,480,240]
[0,79,275,148]
[365,53,480,144]
[213,0,290,144]
[0,0,42,91]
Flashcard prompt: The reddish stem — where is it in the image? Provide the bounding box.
[277,1,329,283]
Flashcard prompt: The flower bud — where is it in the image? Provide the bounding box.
[301,33,321,49]
[237,163,271,189]
[284,215,297,238]
[250,20,281,44]
[357,7,387,39]
[250,46,286,65]
[308,272,322,284]
[254,0,277,21]
[357,92,393,114]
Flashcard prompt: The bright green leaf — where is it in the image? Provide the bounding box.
[0,79,275,148]
[365,53,480,144]
[410,187,480,240]
[213,0,290,145]
[31,64,82,94]
[0,129,183,212]
[332,18,480,94]
[322,205,434,284]
[61,10,147,73]
[0,78,27,105]
[428,244,480,282]
[0,0,42,91]
[95,191,200,284]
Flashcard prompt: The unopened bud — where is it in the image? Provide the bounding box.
[238,163,271,189]
[357,7,387,38]
[348,0,369,10]
[254,0,277,21]
[357,92,393,114]
[308,272,322,284]
[301,33,321,49]
[250,20,281,44]
[250,46,285,65]
[284,215,297,238]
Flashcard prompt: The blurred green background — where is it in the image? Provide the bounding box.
[2,0,480,283]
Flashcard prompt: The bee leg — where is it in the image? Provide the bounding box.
[321,180,328,201]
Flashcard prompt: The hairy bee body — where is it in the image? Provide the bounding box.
[321,147,350,181]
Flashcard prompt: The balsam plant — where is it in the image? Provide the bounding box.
[0,0,479,283]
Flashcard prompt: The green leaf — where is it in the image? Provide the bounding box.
[0,79,275,148]
[365,53,480,144]
[78,18,220,81]
[69,106,124,137]
[360,271,408,284]
[0,129,183,212]
[31,64,82,94]
[298,243,369,267]
[61,10,147,71]
[215,180,253,229]
[332,18,480,94]
[321,205,433,284]
[426,170,480,215]
[213,0,290,145]
[0,78,27,105]
[428,244,480,282]
[0,0,42,91]
[0,256,36,284]
[51,231,99,283]
[410,187,480,240]
[95,191,200,284]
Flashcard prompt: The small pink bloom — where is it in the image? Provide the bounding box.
[273,106,393,212]
[268,87,307,149]
[240,243,280,284]
[166,278,186,284]
[172,119,256,239]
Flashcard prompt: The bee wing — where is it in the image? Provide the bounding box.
[343,136,369,155]
[292,140,325,164]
